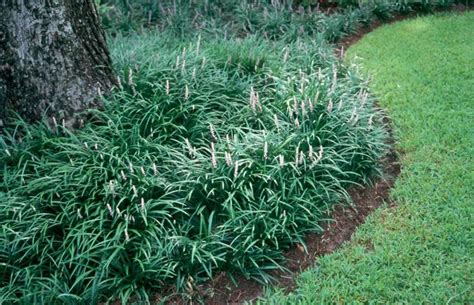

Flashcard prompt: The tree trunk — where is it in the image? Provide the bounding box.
[0,0,115,128]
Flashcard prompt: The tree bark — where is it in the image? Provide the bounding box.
[0,0,115,128]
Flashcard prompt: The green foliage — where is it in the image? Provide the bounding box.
[98,0,371,42]
[0,31,387,303]
[0,0,419,303]
[258,11,474,304]
[98,0,463,39]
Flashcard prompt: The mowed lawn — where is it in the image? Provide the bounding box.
[258,12,474,304]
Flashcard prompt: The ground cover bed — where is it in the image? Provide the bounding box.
[1,1,470,304]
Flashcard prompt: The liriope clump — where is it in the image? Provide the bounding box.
[0,32,387,303]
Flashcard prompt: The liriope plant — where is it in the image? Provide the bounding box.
[0,32,387,303]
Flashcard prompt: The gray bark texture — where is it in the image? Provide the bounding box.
[0,0,115,128]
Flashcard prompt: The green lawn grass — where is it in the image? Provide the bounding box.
[257,11,474,304]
